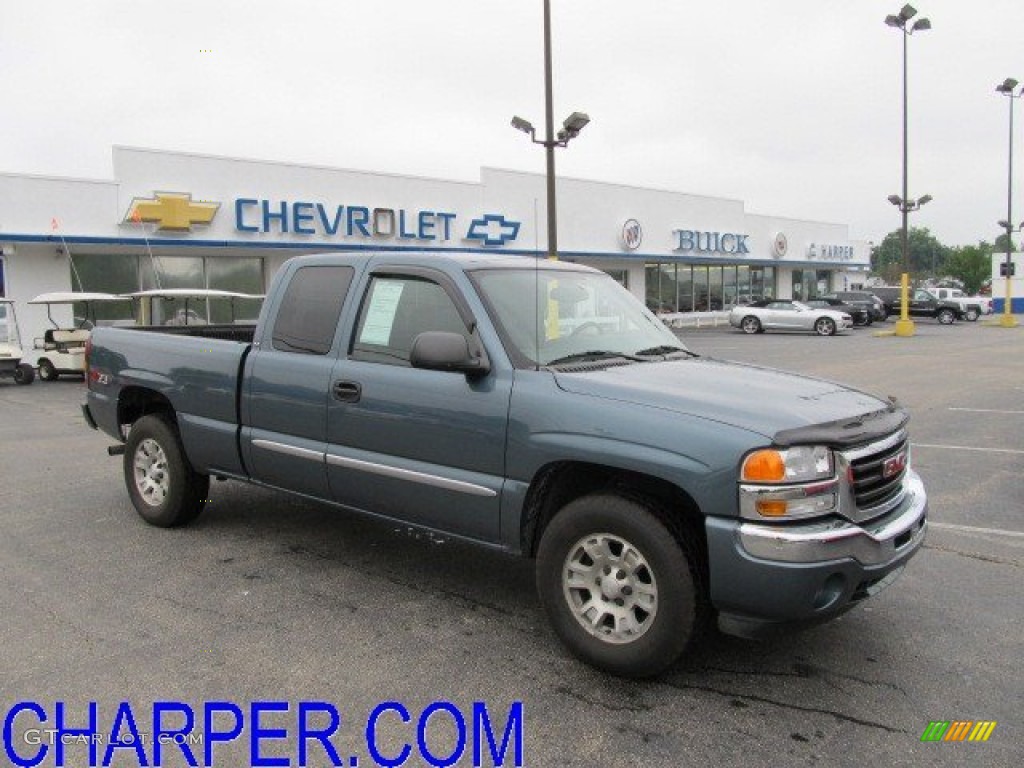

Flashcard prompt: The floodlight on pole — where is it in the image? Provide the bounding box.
[509,0,589,261]
[996,78,1022,327]
[885,3,931,338]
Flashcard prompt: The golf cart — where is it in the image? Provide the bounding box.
[0,299,35,385]
[29,292,131,381]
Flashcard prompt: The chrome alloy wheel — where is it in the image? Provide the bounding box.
[562,533,658,644]
[133,438,170,507]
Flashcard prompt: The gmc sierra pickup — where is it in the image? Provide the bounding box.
[83,253,928,677]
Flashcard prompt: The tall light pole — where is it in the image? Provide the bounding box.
[885,4,931,337]
[996,78,1021,327]
[511,0,589,260]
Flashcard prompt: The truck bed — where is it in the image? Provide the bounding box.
[127,323,257,343]
[87,324,253,476]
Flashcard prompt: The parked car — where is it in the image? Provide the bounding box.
[931,287,991,321]
[806,297,871,326]
[83,253,927,678]
[729,299,853,336]
[868,287,964,324]
[826,291,886,322]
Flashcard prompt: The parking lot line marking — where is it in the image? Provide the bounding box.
[911,442,1024,455]
[948,407,1024,415]
[929,522,1024,539]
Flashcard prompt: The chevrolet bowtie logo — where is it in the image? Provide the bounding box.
[466,214,521,247]
[124,193,220,231]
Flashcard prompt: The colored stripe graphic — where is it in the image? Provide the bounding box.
[921,721,949,741]
[944,721,973,741]
[968,721,997,742]
[921,720,997,742]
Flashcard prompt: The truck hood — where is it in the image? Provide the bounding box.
[552,357,899,445]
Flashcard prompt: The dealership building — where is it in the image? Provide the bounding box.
[0,146,873,349]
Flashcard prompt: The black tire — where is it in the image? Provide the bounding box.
[937,308,956,325]
[38,359,57,381]
[965,308,979,322]
[123,414,209,527]
[814,317,837,336]
[740,316,761,334]
[536,493,706,678]
[13,363,35,385]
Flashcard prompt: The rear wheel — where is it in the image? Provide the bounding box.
[13,363,35,385]
[536,493,707,677]
[124,414,209,527]
[937,308,956,325]
[38,359,57,381]
[965,307,979,322]
[740,316,761,334]
[814,317,837,336]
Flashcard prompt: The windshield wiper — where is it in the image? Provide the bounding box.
[633,345,697,358]
[544,350,644,367]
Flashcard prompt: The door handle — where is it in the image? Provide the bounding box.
[332,380,361,403]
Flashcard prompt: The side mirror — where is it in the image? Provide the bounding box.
[410,331,490,377]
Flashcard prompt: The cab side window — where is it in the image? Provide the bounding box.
[352,275,468,365]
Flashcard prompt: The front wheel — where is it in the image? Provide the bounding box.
[740,316,761,334]
[124,414,209,527]
[13,363,35,385]
[536,494,706,678]
[814,317,837,336]
[38,359,58,381]
[937,308,956,325]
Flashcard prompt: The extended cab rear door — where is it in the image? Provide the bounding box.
[241,262,357,498]
[324,265,512,544]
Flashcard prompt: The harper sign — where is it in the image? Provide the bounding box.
[808,243,855,260]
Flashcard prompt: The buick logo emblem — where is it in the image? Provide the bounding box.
[621,219,642,250]
[772,231,788,258]
[882,450,907,479]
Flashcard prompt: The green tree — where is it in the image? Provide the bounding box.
[993,232,1017,253]
[945,244,992,295]
[870,227,950,281]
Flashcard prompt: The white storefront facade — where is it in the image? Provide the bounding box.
[0,147,871,349]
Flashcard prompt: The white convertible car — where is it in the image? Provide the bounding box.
[729,299,853,336]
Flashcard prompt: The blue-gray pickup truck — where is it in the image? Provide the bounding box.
[83,253,928,677]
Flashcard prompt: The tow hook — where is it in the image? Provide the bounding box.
[107,444,126,456]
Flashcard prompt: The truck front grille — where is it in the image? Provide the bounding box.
[842,432,908,522]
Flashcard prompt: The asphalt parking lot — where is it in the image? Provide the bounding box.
[1,319,1021,767]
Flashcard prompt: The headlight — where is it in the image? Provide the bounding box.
[741,446,833,484]
[739,446,838,521]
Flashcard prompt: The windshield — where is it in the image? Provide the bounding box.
[791,301,812,311]
[471,268,687,367]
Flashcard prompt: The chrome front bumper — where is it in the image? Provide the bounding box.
[737,470,928,566]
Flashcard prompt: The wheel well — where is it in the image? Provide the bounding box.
[522,461,707,569]
[117,387,175,434]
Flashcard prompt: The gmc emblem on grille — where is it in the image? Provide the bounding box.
[882,450,907,479]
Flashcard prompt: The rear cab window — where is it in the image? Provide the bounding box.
[271,265,354,355]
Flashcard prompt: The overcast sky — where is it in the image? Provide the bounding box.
[2,1,1022,247]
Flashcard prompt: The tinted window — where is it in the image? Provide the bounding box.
[272,265,354,355]
[352,275,468,365]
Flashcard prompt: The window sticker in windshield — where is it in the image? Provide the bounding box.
[359,279,405,346]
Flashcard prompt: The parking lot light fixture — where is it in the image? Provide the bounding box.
[996,78,1022,327]
[885,4,931,338]
[510,0,589,261]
